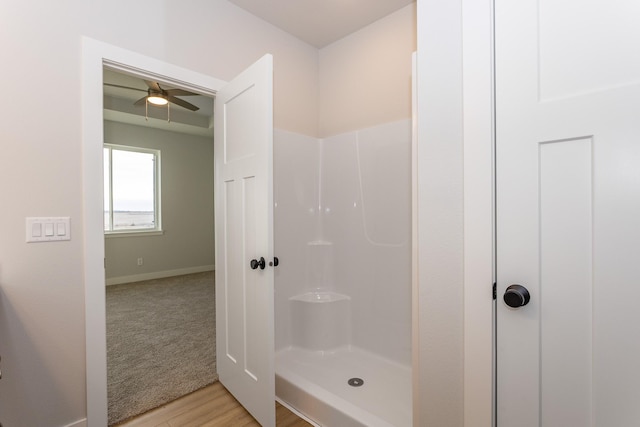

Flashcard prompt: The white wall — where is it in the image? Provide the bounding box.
[103,121,215,281]
[318,3,417,137]
[0,1,318,425]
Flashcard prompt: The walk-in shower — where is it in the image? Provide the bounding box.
[274,119,412,426]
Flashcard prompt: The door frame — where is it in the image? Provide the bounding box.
[459,0,495,425]
[81,37,226,425]
[415,0,494,425]
[460,0,495,424]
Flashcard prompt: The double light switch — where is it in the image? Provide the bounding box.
[26,217,71,242]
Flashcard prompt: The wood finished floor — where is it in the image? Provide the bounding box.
[114,382,312,427]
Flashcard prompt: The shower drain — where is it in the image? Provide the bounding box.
[348,377,364,387]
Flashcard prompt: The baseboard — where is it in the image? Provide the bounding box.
[63,419,87,427]
[106,265,215,286]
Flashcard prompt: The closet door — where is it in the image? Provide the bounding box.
[496,1,640,425]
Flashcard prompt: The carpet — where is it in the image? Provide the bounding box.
[106,271,218,426]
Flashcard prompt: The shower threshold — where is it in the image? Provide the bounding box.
[275,346,412,427]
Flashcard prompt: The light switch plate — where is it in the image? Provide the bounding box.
[26,217,71,242]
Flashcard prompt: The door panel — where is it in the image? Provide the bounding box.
[539,139,593,425]
[215,54,274,427]
[496,0,640,425]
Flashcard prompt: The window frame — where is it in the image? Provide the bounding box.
[103,143,162,236]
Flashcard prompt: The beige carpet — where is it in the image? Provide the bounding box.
[106,271,218,426]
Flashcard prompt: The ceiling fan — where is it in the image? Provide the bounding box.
[104,80,200,111]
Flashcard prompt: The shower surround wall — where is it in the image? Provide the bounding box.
[274,119,412,426]
[321,122,411,364]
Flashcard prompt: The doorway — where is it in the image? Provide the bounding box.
[82,37,226,425]
[83,40,277,427]
[102,67,216,424]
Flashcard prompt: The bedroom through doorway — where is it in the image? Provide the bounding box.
[102,67,216,425]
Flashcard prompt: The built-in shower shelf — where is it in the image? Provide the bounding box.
[289,291,350,303]
[307,240,333,246]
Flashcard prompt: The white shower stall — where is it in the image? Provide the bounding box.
[274,119,412,426]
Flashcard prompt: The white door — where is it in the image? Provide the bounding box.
[214,54,275,427]
[496,1,640,425]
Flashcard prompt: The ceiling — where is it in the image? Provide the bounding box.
[103,69,214,137]
[228,0,415,48]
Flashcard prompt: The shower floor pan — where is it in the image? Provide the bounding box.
[276,346,412,427]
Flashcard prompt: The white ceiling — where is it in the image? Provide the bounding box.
[228,0,415,48]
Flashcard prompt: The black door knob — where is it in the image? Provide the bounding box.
[503,284,530,308]
[250,257,266,270]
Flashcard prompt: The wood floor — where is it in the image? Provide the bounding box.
[114,382,312,427]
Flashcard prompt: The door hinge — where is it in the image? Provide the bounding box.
[492,282,497,300]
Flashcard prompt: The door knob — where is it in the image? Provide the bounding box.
[250,257,266,270]
[503,284,530,308]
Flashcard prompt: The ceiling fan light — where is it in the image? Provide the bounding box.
[147,95,168,106]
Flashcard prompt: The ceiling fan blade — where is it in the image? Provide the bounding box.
[134,96,148,106]
[165,88,198,97]
[103,83,147,92]
[168,96,200,111]
[144,80,162,91]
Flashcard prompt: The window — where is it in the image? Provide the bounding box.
[104,144,161,233]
